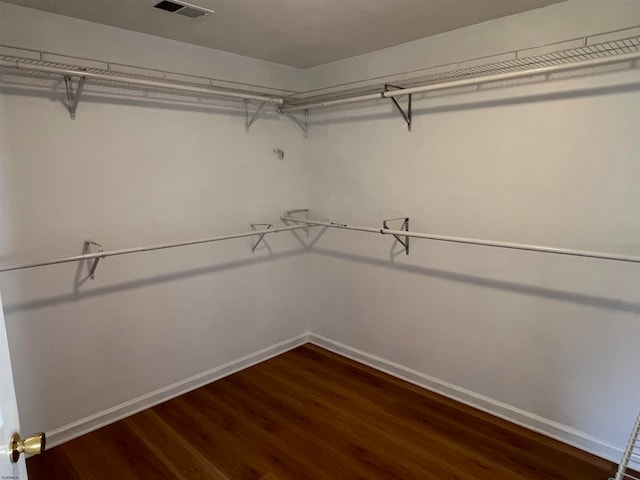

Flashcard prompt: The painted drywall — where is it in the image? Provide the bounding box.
[303,0,640,459]
[0,2,310,438]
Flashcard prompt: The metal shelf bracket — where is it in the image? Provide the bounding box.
[382,217,410,255]
[245,100,266,130]
[282,209,310,235]
[279,109,308,136]
[64,75,86,120]
[385,85,412,131]
[83,240,104,279]
[250,224,273,252]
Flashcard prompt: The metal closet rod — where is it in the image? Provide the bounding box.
[282,216,640,264]
[0,224,313,273]
[0,59,285,105]
[281,50,640,112]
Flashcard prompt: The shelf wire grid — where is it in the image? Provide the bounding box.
[0,28,639,107]
[613,411,640,480]
[287,31,640,105]
[0,47,295,99]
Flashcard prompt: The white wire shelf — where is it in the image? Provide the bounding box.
[1,26,639,121]
[613,412,640,480]
[286,26,640,108]
[0,45,292,104]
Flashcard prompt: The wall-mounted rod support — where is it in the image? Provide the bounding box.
[385,85,411,131]
[284,209,310,216]
[0,224,314,274]
[282,209,310,235]
[64,75,85,120]
[281,216,640,264]
[250,224,273,252]
[245,101,266,130]
[281,50,640,113]
[383,217,409,255]
[279,109,308,136]
[84,240,104,279]
[0,59,284,105]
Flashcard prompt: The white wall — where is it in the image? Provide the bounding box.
[304,0,640,460]
[0,3,310,441]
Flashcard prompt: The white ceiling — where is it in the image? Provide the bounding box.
[3,0,566,68]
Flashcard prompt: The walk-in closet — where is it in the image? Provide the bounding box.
[1,1,639,478]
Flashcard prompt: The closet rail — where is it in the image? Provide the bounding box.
[0,59,285,105]
[282,50,640,113]
[282,216,640,264]
[0,224,312,274]
[3,26,639,123]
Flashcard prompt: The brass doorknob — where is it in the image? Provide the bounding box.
[9,432,46,463]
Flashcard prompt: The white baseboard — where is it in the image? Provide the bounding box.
[46,333,310,449]
[308,333,623,464]
[47,331,624,465]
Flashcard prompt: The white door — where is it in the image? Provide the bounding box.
[0,290,29,480]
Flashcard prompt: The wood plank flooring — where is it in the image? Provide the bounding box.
[27,344,617,479]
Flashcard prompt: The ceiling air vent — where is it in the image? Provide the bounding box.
[153,1,214,18]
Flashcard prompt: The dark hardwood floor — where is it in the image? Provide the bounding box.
[28,344,616,479]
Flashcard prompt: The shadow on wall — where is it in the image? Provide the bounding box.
[2,247,308,315]
[8,235,635,315]
[9,223,640,316]
[0,80,278,119]
[311,246,640,315]
[305,78,640,127]
[3,63,639,126]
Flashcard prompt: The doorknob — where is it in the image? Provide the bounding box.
[9,432,46,463]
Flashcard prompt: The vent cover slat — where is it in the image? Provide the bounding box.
[176,7,207,18]
[153,1,212,18]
